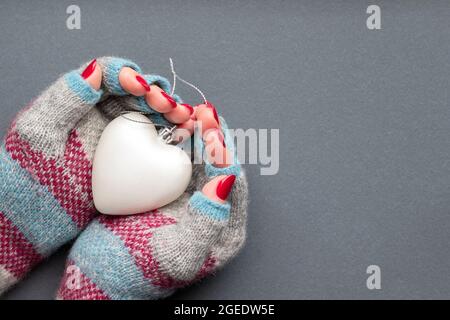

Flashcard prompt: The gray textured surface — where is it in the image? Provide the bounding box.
[1,0,450,299]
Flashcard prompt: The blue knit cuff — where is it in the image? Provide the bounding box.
[104,58,142,96]
[144,74,172,93]
[135,74,182,118]
[132,96,175,129]
[64,71,103,104]
[142,74,182,103]
[205,162,241,177]
[135,96,154,113]
[189,191,230,221]
[172,93,182,103]
[194,116,242,178]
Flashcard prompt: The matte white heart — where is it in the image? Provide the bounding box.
[92,112,192,215]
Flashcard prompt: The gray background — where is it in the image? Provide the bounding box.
[1,0,450,299]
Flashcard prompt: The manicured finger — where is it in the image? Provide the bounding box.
[81,59,102,90]
[195,101,220,136]
[173,119,195,143]
[164,103,194,124]
[203,128,233,168]
[173,130,192,146]
[202,175,236,204]
[144,86,178,113]
[118,67,150,96]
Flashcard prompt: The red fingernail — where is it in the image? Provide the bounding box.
[81,59,97,79]
[216,175,236,201]
[135,75,150,92]
[181,103,194,115]
[213,128,226,148]
[206,101,220,125]
[161,91,177,108]
[191,106,198,120]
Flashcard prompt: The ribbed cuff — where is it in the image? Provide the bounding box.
[64,71,103,104]
[189,191,230,221]
[135,74,182,115]
[205,163,241,178]
[143,74,172,93]
[102,57,142,96]
[194,116,242,178]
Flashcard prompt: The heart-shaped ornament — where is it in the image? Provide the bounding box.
[92,112,192,215]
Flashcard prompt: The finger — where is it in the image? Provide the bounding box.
[173,119,195,143]
[81,59,102,90]
[195,101,220,136]
[202,175,236,204]
[164,103,194,124]
[144,86,178,113]
[173,128,192,145]
[118,67,150,96]
[203,128,234,168]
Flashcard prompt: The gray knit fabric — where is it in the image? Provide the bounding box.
[0,56,248,299]
[0,57,145,294]
[55,83,249,299]
[155,166,249,274]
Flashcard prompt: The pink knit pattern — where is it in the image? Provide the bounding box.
[57,260,109,300]
[0,212,42,278]
[5,128,96,228]
[64,131,94,199]
[0,126,96,288]
[100,211,182,289]
[99,211,217,289]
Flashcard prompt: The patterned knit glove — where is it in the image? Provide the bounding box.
[0,57,167,294]
[56,117,249,300]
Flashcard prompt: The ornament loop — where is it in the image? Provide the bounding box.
[118,111,177,144]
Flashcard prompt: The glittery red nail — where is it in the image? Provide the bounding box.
[213,128,226,148]
[81,59,96,79]
[216,175,236,201]
[135,75,150,92]
[161,91,177,108]
[181,103,194,115]
[206,101,220,125]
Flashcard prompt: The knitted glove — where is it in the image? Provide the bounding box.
[56,118,248,300]
[0,57,174,294]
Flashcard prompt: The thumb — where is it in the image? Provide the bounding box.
[202,175,236,204]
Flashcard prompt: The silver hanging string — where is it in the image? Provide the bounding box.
[119,111,169,127]
[169,58,208,105]
[119,59,207,145]
[119,111,177,144]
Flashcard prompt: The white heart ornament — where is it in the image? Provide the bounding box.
[92,112,192,215]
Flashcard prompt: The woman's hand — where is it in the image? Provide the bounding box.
[83,59,194,127]
[54,60,248,300]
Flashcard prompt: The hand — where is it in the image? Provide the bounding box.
[192,101,237,202]
[0,56,198,296]
[54,61,248,300]
[83,58,193,127]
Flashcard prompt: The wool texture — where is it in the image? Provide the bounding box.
[0,57,249,299]
[56,118,248,300]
